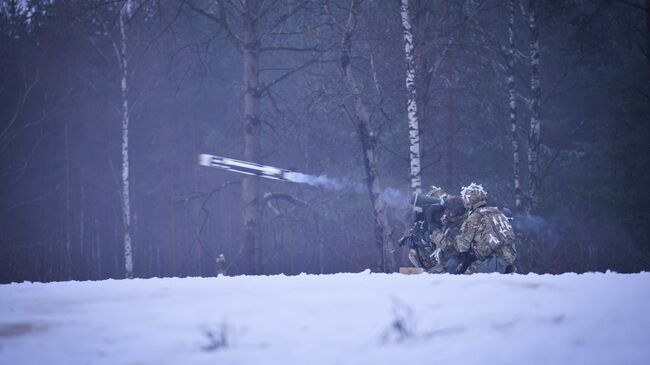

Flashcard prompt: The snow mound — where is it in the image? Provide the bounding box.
[1,272,649,365]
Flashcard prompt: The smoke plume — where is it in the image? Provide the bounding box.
[288,172,347,190]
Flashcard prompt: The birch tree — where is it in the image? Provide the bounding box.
[118,0,134,278]
[94,0,136,278]
[527,0,541,211]
[85,0,162,278]
[400,0,422,196]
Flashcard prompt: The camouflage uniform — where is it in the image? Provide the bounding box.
[450,183,517,274]
[408,186,448,271]
[408,244,437,270]
[431,195,471,274]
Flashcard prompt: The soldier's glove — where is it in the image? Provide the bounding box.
[430,247,442,264]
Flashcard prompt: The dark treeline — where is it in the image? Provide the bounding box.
[1,0,649,283]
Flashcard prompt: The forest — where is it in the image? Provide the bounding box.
[1,0,649,283]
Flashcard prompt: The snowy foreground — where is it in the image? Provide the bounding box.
[1,272,649,365]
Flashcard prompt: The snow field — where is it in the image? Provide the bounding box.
[1,271,649,365]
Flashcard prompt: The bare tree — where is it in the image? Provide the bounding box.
[443,0,455,188]
[508,0,522,211]
[340,0,394,272]
[240,0,263,275]
[527,0,541,211]
[186,0,319,274]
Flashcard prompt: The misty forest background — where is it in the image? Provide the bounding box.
[1,0,649,283]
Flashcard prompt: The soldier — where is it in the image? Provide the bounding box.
[406,186,447,271]
[430,195,473,274]
[445,183,517,274]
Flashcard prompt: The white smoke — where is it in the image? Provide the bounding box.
[289,171,413,211]
[287,172,347,190]
[381,188,411,210]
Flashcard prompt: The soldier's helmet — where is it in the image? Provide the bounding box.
[426,186,447,199]
[460,183,487,209]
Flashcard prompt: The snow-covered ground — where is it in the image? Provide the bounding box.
[1,272,649,365]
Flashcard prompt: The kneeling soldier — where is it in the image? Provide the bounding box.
[446,183,517,274]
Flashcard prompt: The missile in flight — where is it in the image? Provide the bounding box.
[199,153,312,185]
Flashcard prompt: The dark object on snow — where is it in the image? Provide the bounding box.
[215,254,227,276]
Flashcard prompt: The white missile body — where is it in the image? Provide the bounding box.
[198,154,305,183]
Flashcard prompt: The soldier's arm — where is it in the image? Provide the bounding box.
[454,215,479,253]
[431,229,457,255]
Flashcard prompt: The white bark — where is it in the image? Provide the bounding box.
[400,0,422,196]
[527,0,541,211]
[119,1,133,278]
[509,0,522,211]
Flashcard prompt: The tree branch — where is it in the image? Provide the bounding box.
[183,0,243,48]
[180,180,242,272]
[262,192,310,216]
[258,51,327,95]
[260,0,309,40]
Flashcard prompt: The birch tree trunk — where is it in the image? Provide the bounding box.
[412,0,431,186]
[119,2,134,279]
[509,0,522,211]
[241,0,263,275]
[527,0,541,211]
[341,0,394,272]
[400,0,422,196]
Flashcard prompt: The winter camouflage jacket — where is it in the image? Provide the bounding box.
[407,186,449,271]
[432,214,464,261]
[408,245,437,271]
[453,202,517,266]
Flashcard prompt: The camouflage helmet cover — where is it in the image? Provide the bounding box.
[427,186,447,199]
[460,183,487,208]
